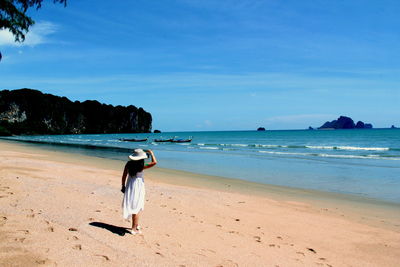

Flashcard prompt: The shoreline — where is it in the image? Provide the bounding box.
[1,139,400,266]
[1,139,400,231]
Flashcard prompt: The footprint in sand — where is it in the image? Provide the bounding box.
[296,251,305,256]
[72,244,82,250]
[68,228,78,232]
[95,255,110,261]
[253,236,261,243]
[269,244,280,248]
[14,237,26,243]
[35,259,48,265]
[0,219,6,228]
[155,252,164,257]
[47,227,54,232]
[307,247,317,253]
[18,230,30,234]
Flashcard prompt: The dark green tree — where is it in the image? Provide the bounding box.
[0,0,66,60]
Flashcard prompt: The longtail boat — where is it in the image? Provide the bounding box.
[119,138,148,142]
[171,138,192,143]
[154,138,174,142]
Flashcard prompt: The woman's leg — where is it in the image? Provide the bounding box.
[131,213,139,230]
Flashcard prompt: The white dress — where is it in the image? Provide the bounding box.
[122,171,145,219]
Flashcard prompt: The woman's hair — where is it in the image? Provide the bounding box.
[126,159,145,176]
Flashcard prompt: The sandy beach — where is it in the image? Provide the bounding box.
[1,140,399,267]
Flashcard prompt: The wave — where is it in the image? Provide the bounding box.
[193,143,392,152]
[3,137,398,161]
[199,146,219,150]
[258,150,400,160]
[258,151,308,156]
[301,145,390,151]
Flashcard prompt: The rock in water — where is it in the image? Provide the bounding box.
[355,121,365,128]
[319,116,372,129]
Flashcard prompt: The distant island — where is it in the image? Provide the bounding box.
[318,116,373,129]
[0,89,152,136]
[257,127,266,131]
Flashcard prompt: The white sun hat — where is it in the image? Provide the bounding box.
[128,149,148,161]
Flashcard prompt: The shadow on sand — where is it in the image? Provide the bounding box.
[89,222,131,236]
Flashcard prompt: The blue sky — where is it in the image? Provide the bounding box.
[1,0,399,131]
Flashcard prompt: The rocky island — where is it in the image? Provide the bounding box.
[318,116,373,130]
[0,89,152,135]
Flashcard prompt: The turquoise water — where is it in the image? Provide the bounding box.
[3,129,400,203]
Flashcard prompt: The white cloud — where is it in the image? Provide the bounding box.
[0,21,57,47]
[0,30,15,46]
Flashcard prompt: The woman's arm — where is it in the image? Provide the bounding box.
[121,163,128,193]
[144,149,157,169]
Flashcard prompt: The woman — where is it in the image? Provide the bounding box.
[121,148,157,234]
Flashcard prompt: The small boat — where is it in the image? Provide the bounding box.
[171,136,192,143]
[171,138,192,143]
[154,138,174,142]
[119,138,148,142]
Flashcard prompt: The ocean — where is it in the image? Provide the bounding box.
[3,129,400,203]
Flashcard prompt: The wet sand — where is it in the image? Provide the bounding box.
[1,140,399,266]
